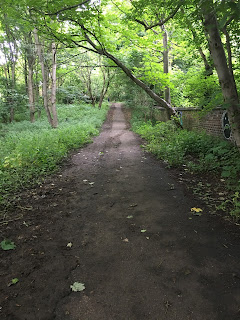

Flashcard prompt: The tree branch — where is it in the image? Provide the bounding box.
[135,0,184,30]
[46,0,91,16]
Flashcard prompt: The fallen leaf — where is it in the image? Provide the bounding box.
[83,179,88,183]
[70,282,85,292]
[146,237,150,240]
[8,278,19,287]
[141,229,147,233]
[89,182,95,186]
[191,207,203,215]
[122,238,129,242]
[191,207,203,213]
[1,239,16,251]
[11,278,19,285]
[67,242,73,248]
[126,215,133,219]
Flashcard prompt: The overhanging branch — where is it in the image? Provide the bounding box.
[36,0,91,16]
[135,0,184,30]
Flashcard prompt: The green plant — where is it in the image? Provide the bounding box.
[0,103,109,207]
[217,192,240,221]
[131,111,240,187]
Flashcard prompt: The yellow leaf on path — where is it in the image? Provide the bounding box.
[191,207,203,213]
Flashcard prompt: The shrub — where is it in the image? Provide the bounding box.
[131,113,240,190]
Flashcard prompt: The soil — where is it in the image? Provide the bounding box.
[1,103,240,320]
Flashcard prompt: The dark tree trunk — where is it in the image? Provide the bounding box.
[202,2,240,147]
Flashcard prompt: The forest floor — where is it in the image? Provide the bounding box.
[1,103,240,320]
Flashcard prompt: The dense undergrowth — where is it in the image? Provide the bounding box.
[0,103,108,205]
[131,108,240,221]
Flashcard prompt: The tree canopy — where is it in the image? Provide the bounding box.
[0,0,239,143]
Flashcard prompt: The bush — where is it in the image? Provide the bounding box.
[131,114,240,190]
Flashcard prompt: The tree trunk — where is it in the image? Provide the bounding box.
[191,29,213,75]
[51,42,58,128]
[161,25,171,105]
[222,26,234,79]
[10,107,14,122]
[98,79,109,109]
[28,63,35,122]
[26,32,36,122]
[198,46,213,76]
[24,54,28,94]
[98,66,110,109]
[87,69,95,106]
[33,28,54,127]
[202,3,240,147]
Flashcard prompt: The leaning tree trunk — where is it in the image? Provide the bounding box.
[82,30,177,120]
[104,50,175,119]
[202,3,240,148]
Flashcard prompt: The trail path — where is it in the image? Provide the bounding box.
[1,103,240,320]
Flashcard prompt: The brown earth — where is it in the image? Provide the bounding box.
[1,103,240,320]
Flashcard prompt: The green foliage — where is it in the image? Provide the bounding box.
[0,86,28,123]
[56,86,90,104]
[217,192,240,221]
[132,114,240,188]
[171,67,223,108]
[0,103,108,203]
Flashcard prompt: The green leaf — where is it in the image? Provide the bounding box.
[1,239,16,251]
[141,229,147,233]
[70,282,85,292]
[11,278,19,285]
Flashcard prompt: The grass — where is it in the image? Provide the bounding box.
[0,103,109,205]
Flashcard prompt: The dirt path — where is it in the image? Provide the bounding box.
[1,103,240,320]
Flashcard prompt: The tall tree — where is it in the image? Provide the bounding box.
[25,32,36,122]
[33,28,58,128]
[0,14,19,122]
[200,0,240,146]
